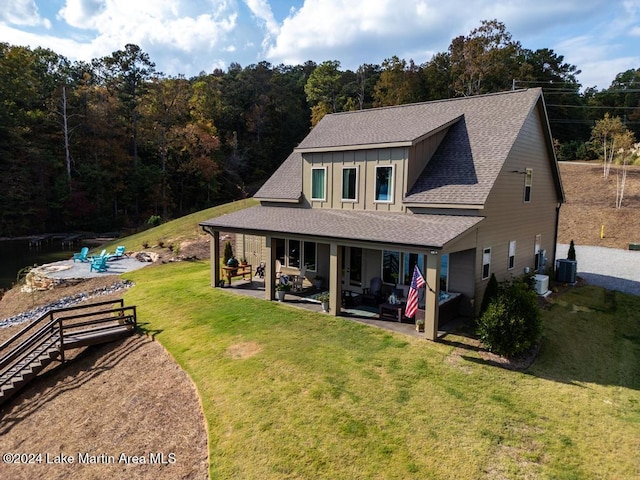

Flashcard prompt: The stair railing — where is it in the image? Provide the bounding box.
[0,299,132,390]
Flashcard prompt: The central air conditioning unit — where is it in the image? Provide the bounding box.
[556,259,577,284]
[533,274,549,295]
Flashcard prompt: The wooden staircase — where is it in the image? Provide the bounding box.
[0,299,137,407]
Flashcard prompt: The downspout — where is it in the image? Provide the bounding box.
[552,202,561,269]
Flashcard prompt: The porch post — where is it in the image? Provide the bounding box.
[211,230,221,287]
[264,236,275,300]
[329,242,342,315]
[424,250,441,340]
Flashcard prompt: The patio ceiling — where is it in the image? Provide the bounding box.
[200,205,483,250]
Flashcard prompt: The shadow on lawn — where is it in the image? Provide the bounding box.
[439,288,640,390]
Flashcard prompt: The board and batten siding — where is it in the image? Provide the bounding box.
[407,128,449,190]
[473,106,561,301]
[301,148,409,212]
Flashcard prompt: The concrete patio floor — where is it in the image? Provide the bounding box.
[220,277,467,340]
[33,258,467,341]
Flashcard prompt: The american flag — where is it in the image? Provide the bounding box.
[405,265,425,319]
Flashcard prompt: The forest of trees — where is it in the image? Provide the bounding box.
[0,20,638,236]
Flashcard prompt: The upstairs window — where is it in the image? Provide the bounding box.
[311,167,326,201]
[482,247,491,280]
[375,165,394,202]
[508,240,516,270]
[524,168,533,202]
[341,167,358,201]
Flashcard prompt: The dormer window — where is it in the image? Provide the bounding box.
[341,167,358,202]
[375,165,394,202]
[524,168,533,202]
[311,167,326,201]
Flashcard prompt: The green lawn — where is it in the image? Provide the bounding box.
[121,261,640,479]
[96,198,257,253]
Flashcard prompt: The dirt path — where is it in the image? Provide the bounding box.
[0,334,208,479]
[0,269,209,480]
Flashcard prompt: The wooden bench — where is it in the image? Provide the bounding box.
[222,264,252,286]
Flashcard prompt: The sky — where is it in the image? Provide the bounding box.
[1,0,639,90]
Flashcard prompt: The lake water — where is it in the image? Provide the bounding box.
[0,240,76,290]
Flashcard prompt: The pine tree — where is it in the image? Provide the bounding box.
[567,240,576,261]
[223,241,234,265]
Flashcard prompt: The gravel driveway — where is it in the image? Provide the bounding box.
[556,244,640,296]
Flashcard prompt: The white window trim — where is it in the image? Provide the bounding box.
[524,168,533,203]
[508,240,516,270]
[341,166,359,202]
[374,164,395,204]
[482,247,491,280]
[311,166,327,201]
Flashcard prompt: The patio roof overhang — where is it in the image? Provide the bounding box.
[200,205,483,250]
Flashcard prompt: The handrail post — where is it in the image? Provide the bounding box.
[58,318,65,363]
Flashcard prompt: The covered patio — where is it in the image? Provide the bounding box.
[201,205,482,341]
[216,276,468,340]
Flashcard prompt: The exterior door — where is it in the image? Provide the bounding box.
[341,247,363,288]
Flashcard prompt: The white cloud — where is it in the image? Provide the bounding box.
[1,0,636,86]
[0,0,47,27]
[244,0,279,36]
[58,0,105,29]
[50,0,240,74]
[263,0,636,91]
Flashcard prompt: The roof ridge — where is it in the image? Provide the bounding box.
[325,87,541,118]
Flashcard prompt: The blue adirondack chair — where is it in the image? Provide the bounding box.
[73,247,89,263]
[90,254,109,273]
[108,245,126,260]
[89,249,106,262]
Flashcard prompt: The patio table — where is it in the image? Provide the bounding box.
[379,302,404,322]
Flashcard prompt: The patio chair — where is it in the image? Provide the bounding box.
[89,249,106,262]
[362,277,383,306]
[292,266,306,292]
[73,247,89,263]
[275,260,282,280]
[255,261,265,278]
[108,245,126,260]
[90,255,109,273]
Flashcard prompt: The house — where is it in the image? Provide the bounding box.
[200,88,564,340]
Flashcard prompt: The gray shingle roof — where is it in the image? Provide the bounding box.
[296,108,463,150]
[200,205,483,249]
[258,88,547,205]
[254,151,302,200]
[404,89,543,205]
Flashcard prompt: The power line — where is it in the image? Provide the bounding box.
[547,104,640,110]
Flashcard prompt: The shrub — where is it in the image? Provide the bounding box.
[223,241,234,265]
[147,215,161,227]
[567,240,576,261]
[476,277,542,359]
[479,273,499,316]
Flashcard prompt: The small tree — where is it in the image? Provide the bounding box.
[591,113,627,178]
[477,276,542,358]
[223,241,234,265]
[567,240,576,261]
